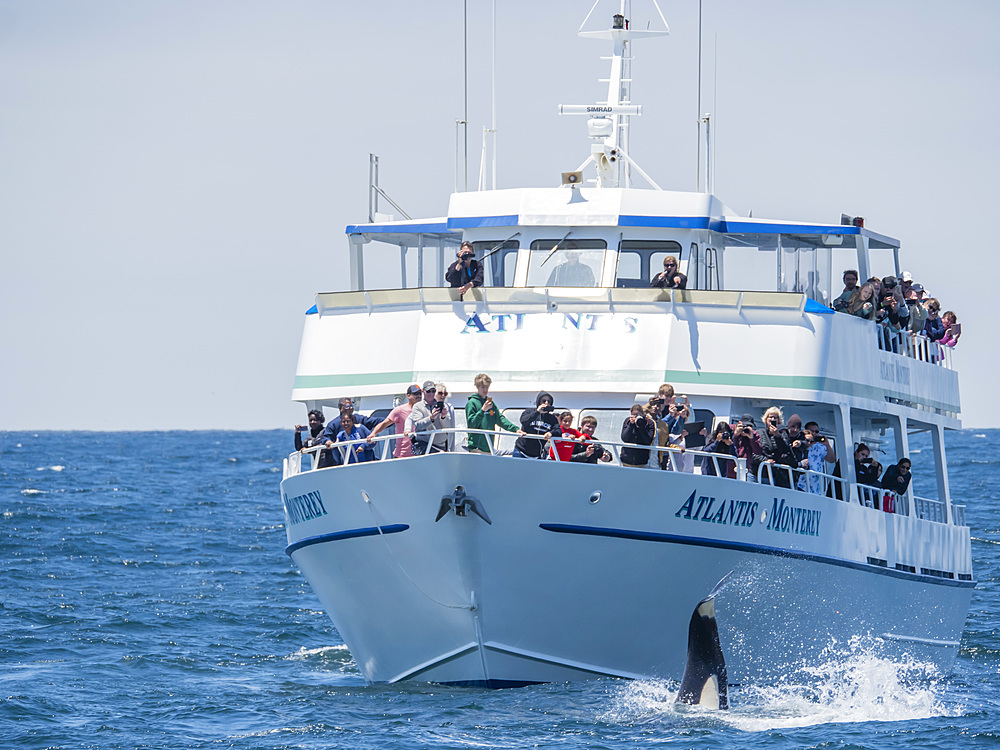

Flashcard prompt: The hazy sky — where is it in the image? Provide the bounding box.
[2,0,998,430]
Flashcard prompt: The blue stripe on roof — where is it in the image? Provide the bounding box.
[343,216,898,246]
[447,215,520,229]
[305,305,318,315]
[345,222,451,234]
[618,215,712,229]
[721,220,860,235]
[539,524,975,588]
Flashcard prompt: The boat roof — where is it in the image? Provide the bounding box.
[346,187,900,249]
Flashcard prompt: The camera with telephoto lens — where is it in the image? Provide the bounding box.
[460,251,474,261]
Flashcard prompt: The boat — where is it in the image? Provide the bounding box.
[279,3,973,688]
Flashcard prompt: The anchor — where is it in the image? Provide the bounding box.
[436,485,492,525]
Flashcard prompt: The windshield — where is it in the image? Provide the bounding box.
[527,239,606,287]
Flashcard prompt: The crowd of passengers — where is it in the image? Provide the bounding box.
[294,375,913,510]
[445,241,962,351]
[816,268,960,350]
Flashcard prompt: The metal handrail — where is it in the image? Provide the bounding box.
[914,494,948,524]
[755,461,849,501]
[878,328,952,369]
[856,484,909,516]
[291,429,747,484]
[285,429,961,526]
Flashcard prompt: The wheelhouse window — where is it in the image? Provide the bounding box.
[472,240,519,287]
[719,234,779,292]
[615,240,682,288]
[868,244,898,281]
[527,239,606,287]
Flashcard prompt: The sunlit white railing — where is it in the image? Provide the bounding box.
[914,495,948,524]
[286,428,751,478]
[877,329,952,369]
[282,430,963,526]
[856,484,909,516]
[754,462,850,502]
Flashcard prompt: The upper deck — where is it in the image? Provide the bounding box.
[345,187,901,300]
[319,186,957,425]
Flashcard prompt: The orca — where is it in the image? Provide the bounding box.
[676,573,731,710]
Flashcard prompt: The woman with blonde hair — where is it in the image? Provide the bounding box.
[847,282,877,320]
[751,406,796,488]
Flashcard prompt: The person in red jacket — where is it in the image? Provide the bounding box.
[550,411,583,461]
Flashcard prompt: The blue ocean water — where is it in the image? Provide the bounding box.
[1,429,998,749]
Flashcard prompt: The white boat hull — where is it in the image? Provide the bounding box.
[281,453,973,687]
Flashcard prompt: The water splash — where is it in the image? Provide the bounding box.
[603,638,960,730]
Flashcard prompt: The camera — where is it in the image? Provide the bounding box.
[433,401,445,411]
[460,251,474,261]
[720,431,733,441]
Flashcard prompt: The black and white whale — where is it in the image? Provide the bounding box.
[676,573,730,710]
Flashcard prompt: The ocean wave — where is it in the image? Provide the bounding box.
[20,488,47,495]
[287,644,349,660]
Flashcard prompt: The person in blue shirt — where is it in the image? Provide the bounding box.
[320,397,382,464]
[336,411,376,464]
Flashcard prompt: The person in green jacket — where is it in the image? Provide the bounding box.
[465,373,524,453]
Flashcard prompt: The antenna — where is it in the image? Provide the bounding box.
[696,0,702,191]
[491,0,497,189]
[460,0,468,192]
[477,0,499,191]
[712,32,718,192]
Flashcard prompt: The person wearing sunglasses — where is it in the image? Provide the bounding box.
[445,241,484,295]
[407,382,455,453]
[405,380,442,455]
[650,255,687,289]
[922,298,946,341]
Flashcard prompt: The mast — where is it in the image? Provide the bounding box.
[560,0,669,189]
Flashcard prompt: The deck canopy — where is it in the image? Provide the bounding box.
[343,189,901,305]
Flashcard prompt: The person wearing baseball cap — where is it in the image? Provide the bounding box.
[905,282,928,334]
[405,380,442,455]
[367,385,423,458]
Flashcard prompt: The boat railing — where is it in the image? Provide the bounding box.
[285,429,751,478]
[285,430,966,525]
[754,462,851,503]
[913,494,952,524]
[856,484,909,516]
[877,328,952,369]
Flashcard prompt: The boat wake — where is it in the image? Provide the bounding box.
[602,638,960,730]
